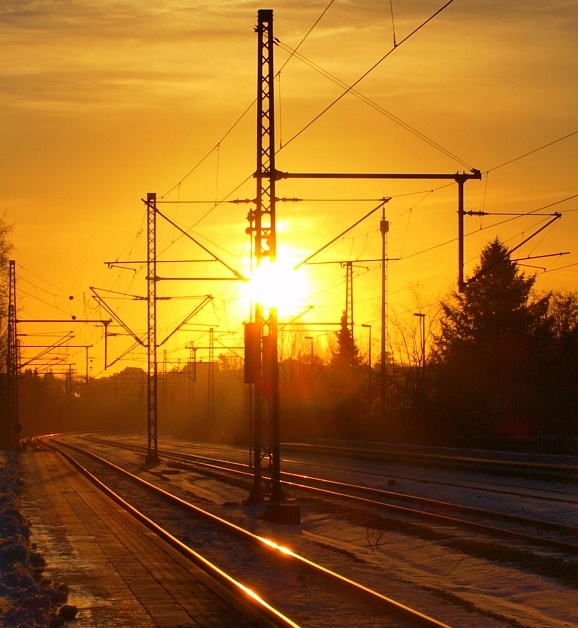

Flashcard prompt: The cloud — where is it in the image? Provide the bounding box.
[0,1,258,111]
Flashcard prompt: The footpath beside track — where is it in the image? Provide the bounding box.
[32,436,452,627]
[20,446,290,627]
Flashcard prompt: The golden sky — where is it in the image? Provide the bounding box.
[2,1,577,377]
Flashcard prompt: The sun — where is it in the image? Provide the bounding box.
[242,252,311,316]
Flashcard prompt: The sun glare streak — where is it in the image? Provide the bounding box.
[260,536,297,557]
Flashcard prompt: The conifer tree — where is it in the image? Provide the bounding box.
[328,312,364,438]
[431,238,552,446]
[437,238,550,357]
[331,311,362,368]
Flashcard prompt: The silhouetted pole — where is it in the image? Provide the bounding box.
[361,324,372,388]
[380,210,389,421]
[6,260,20,448]
[413,312,426,391]
[146,192,159,463]
[248,9,283,504]
[304,335,315,401]
[305,336,314,372]
[280,169,481,298]
[456,171,482,291]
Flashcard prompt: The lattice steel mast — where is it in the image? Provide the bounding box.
[146,192,159,463]
[6,260,20,448]
[247,9,283,504]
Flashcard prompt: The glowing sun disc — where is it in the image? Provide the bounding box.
[243,257,310,314]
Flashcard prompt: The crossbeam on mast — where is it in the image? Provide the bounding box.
[269,169,482,292]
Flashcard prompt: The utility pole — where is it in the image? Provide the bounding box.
[6,260,20,448]
[145,192,159,463]
[207,327,215,427]
[13,270,110,444]
[186,342,197,436]
[244,10,479,511]
[457,174,472,292]
[247,9,284,506]
[279,170,481,295]
[380,209,389,420]
[344,261,354,336]
[361,323,372,388]
[20,344,92,385]
[413,312,426,392]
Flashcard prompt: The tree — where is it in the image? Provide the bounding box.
[326,312,365,438]
[331,312,361,368]
[539,290,578,448]
[436,239,550,357]
[430,238,552,446]
[549,291,578,339]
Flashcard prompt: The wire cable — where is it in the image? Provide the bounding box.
[276,40,471,169]
[162,100,256,198]
[487,130,578,173]
[280,0,456,151]
[278,0,336,73]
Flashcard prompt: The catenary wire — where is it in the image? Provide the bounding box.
[162,1,336,199]
[275,40,472,169]
[279,0,456,151]
[487,130,578,173]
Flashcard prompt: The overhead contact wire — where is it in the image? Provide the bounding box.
[277,40,471,169]
[280,0,456,151]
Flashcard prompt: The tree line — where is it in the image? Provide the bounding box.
[3,226,578,453]
[426,238,578,452]
[280,238,578,453]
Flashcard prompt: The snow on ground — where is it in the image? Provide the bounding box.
[147,438,578,628]
[7,436,578,627]
[295,512,578,627]
[0,448,72,627]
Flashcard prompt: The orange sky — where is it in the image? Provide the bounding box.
[2,1,577,378]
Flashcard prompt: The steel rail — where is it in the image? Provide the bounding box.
[34,437,296,628]
[43,435,452,628]
[282,442,578,480]
[80,434,578,554]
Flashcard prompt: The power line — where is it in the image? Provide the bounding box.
[159,0,461,217]
[162,100,256,198]
[487,130,578,173]
[278,0,336,73]
[154,2,460,265]
[275,40,472,169]
[162,1,337,200]
[16,264,71,298]
[280,0,456,150]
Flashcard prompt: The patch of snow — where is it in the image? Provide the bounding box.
[0,449,71,627]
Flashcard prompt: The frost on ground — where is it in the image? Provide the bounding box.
[0,449,74,627]
[154,441,578,628]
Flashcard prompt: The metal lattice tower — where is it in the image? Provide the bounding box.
[6,260,19,448]
[343,261,354,335]
[146,192,159,463]
[247,9,283,504]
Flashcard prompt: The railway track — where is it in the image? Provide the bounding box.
[36,435,452,627]
[42,433,578,625]
[82,433,578,556]
[282,441,578,483]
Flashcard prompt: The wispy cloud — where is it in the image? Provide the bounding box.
[0,1,260,111]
